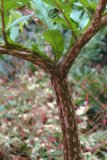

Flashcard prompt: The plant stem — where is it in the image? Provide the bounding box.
[51,71,83,160]
[1,0,8,45]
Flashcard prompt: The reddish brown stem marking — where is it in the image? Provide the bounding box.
[51,71,83,160]
[0,1,107,160]
[60,0,107,78]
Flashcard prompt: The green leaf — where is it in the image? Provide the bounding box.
[74,0,96,12]
[68,0,76,6]
[54,0,77,33]
[32,44,47,58]
[43,0,56,7]
[43,0,77,36]
[6,15,32,30]
[80,0,96,12]
[4,0,30,11]
[43,30,64,61]
[10,26,19,41]
[52,17,67,26]
[31,0,54,29]
[70,5,90,30]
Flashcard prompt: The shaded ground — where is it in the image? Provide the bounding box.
[0,70,107,160]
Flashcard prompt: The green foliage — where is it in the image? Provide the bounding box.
[43,0,77,33]
[10,26,19,41]
[31,0,54,29]
[4,0,29,11]
[81,130,107,160]
[0,0,103,60]
[72,67,107,106]
[0,1,107,160]
[43,30,64,61]
[6,15,32,31]
[70,2,90,30]
[79,0,96,13]
[69,29,107,106]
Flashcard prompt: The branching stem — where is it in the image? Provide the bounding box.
[54,0,77,39]
[1,0,8,45]
[59,0,107,79]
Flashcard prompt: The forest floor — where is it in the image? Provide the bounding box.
[0,70,107,160]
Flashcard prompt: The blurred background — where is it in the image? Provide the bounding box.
[0,9,107,160]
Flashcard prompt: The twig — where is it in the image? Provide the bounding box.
[0,45,55,73]
[1,0,8,45]
[83,113,106,136]
[59,0,107,79]
[17,6,47,27]
[92,139,107,153]
[54,0,77,39]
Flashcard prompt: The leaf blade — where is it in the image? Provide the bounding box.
[43,30,64,61]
